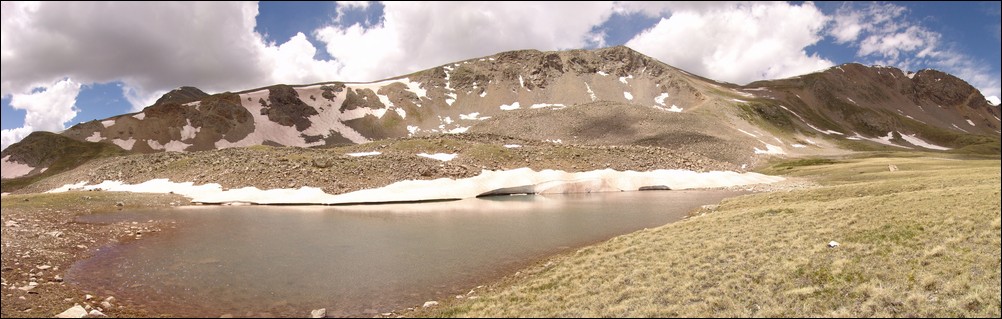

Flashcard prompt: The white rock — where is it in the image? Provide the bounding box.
[86,309,107,318]
[37,265,52,270]
[310,308,326,318]
[828,241,840,248]
[422,301,439,308]
[85,294,94,301]
[55,305,88,318]
[100,301,113,310]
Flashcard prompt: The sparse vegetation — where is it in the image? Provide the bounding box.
[427,156,1001,318]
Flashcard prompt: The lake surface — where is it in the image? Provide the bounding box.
[68,190,744,317]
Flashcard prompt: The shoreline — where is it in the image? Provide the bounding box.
[1,185,788,318]
[0,192,189,318]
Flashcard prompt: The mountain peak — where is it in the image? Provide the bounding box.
[153,86,209,106]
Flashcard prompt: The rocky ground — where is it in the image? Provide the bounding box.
[0,134,789,318]
[17,134,737,195]
[1,192,188,318]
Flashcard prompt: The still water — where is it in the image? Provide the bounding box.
[69,190,743,317]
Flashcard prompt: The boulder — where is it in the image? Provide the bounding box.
[55,305,88,318]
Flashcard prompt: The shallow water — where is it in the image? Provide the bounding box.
[69,190,744,317]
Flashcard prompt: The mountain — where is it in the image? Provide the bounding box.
[2,46,999,182]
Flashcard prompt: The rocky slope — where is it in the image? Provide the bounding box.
[18,134,733,196]
[2,46,999,184]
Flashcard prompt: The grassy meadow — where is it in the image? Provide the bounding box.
[428,155,1001,317]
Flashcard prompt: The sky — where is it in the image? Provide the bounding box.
[2,1,1000,150]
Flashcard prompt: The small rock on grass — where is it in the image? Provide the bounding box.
[422,301,439,308]
[310,308,326,318]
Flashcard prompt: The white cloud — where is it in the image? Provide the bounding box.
[830,2,1001,99]
[1,2,339,111]
[1,79,81,150]
[335,1,372,23]
[315,1,615,82]
[624,2,834,85]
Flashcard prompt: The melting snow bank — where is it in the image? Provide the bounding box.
[46,169,784,205]
[2,155,36,179]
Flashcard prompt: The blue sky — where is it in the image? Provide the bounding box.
[2,1,1000,150]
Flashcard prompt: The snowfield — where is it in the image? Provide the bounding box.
[46,168,784,205]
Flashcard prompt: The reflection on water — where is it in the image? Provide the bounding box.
[69,190,744,317]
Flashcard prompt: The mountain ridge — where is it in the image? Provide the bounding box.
[2,46,999,183]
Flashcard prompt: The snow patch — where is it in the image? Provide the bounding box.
[101,120,115,128]
[967,119,976,127]
[596,71,608,76]
[778,105,844,135]
[585,83,597,102]
[619,74,633,84]
[133,113,145,120]
[730,98,748,103]
[111,138,136,151]
[479,90,487,98]
[503,144,522,148]
[900,133,951,150]
[545,139,563,144]
[500,102,521,111]
[1,155,35,179]
[48,169,784,205]
[736,129,758,138]
[147,139,190,152]
[445,127,469,134]
[951,124,969,133]
[407,125,420,136]
[180,119,200,141]
[395,108,407,119]
[518,75,526,90]
[347,151,381,157]
[85,131,103,142]
[654,93,670,106]
[417,153,458,161]
[791,144,807,148]
[624,92,633,101]
[847,132,909,149]
[753,143,785,155]
[530,103,566,109]
[846,97,857,105]
[655,104,683,112]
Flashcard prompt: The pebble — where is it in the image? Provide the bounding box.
[422,301,439,308]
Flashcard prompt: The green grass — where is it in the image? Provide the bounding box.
[428,156,1001,318]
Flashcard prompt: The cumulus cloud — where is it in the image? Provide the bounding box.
[315,1,615,82]
[830,2,1001,98]
[1,79,81,150]
[1,2,339,109]
[624,2,834,84]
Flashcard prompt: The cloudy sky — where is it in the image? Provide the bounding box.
[2,1,1000,150]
